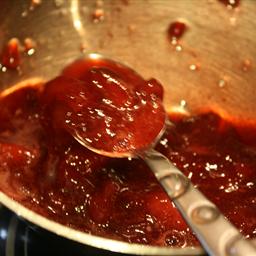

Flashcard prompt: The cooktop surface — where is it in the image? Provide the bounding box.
[0,205,130,256]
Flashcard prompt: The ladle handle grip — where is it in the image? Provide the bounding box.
[142,149,256,256]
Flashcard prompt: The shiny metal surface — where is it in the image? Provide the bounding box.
[0,0,256,255]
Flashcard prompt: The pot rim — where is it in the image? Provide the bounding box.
[0,192,205,255]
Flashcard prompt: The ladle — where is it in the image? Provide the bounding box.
[66,53,256,256]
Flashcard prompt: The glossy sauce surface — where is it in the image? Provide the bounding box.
[0,59,255,247]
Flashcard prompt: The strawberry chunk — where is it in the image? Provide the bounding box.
[88,179,120,224]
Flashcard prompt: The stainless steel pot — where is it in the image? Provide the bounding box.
[0,0,255,255]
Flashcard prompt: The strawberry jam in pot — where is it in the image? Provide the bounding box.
[42,57,165,156]
[0,58,255,247]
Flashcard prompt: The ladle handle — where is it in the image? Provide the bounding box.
[142,149,256,256]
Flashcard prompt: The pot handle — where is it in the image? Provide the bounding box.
[141,149,256,256]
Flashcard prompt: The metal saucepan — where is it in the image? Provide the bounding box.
[0,1,255,255]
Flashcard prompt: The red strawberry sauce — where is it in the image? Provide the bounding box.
[0,58,255,247]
